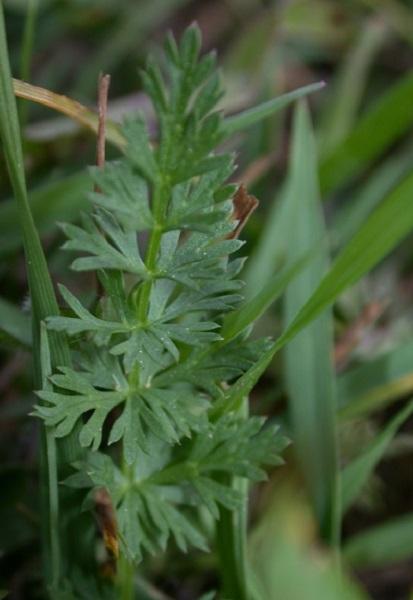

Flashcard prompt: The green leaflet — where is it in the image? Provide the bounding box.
[155,337,271,399]
[66,448,208,563]
[64,415,287,562]
[61,216,148,275]
[35,366,204,464]
[154,415,288,487]
[89,162,153,232]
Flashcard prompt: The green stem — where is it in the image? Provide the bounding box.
[216,398,250,600]
[45,426,61,591]
[216,482,249,600]
[118,554,135,600]
[118,180,170,597]
[117,457,136,599]
[137,179,169,323]
[137,225,162,322]
[38,324,61,592]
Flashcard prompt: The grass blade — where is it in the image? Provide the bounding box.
[243,182,288,299]
[222,120,413,457]
[332,142,413,249]
[282,101,339,544]
[320,71,413,194]
[0,6,88,589]
[221,254,309,342]
[344,513,413,568]
[222,81,325,137]
[276,170,413,351]
[338,340,413,419]
[13,78,125,149]
[318,18,387,153]
[0,7,70,372]
[341,399,413,515]
[39,323,60,592]
[16,80,324,148]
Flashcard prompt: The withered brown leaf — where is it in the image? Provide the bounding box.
[227,184,259,239]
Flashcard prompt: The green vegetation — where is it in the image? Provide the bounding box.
[1,2,413,599]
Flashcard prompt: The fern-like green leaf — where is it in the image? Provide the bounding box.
[33,24,298,568]
[34,366,207,463]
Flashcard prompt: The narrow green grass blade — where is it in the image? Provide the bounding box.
[216,475,249,600]
[0,7,82,454]
[341,399,413,515]
[338,340,413,419]
[221,254,309,342]
[223,168,413,424]
[0,296,31,347]
[282,101,339,544]
[332,142,413,249]
[20,0,38,83]
[216,396,250,600]
[276,170,413,351]
[344,513,413,568]
[320,71,413,194]
[0,6,88,590]
[222,81,325,137]
[0,5,71,376]
[243,182,288,299]
[318,19,386,154]
[39,323,60,591]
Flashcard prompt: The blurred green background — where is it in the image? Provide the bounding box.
[2,1,413,598]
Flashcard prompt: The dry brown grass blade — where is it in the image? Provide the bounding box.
[96,73,111,169]
[13,78,125,149]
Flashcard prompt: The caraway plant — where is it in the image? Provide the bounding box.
[3,8,413,600]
